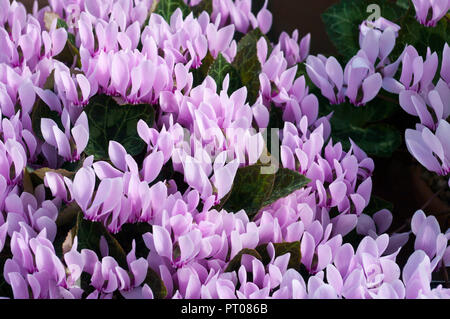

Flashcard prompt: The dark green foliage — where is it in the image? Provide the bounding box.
[83,95,155,160]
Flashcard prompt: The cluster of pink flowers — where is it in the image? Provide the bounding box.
[0,0,448,299]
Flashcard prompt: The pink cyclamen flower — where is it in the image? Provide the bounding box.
[383,46,438,94]
[40,109,89,162]
[4,185,58,241]
[405,119,450,176]
[412,0,450,27]
[411,210,449,271]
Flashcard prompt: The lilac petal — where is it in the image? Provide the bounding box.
[152,225,172,260]
[329,181,347,206]
[333,214,357,237]
[141,151,164,183]
[350,193,366,215]
[8,272,28,299]
[130,258,148,287]
[435,119,450,159]
[109,141,128,172]
[111,54,129,96]
[399,90,419,116]
[53,126,71,159]
[334,244,354,278]
[383,69,405,90]
[326,264,343,294]
[361,73,382,104]
[361,29,379,64]
[18,82,36,114]
[213,159,239,200]
[373,209,393,234]
[405,129,442,173]
[71,125,89,158]
[421,127,445,163]
[256,0,272,34]
[51,28,67,56]
[379,28,396,62]
[300,232,315,270]
[412,95,434,128]
[441,43,450,83]
[72,167,95,211]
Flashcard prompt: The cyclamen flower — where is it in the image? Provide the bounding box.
[211,0,273,34]
[40,109,89,162]
[278,29,310,66]
[256,38,330,137]
[325,235,405,299]
[383,46,439,95]
[4,185,58,241]
[3,224,79,299]
[402,250,445,299]
[399,89,449,130]
[49,0,152,28]
[412,0,450,27]
[0,136,27,185]
[359,17,400,46]
[64,237,154,299]
[281,122,374,216]
[0,111,37,161]
[53,62,93,107]
[359,26,398,70]
[405,119,450,176]
[410,210,449,271]
[306,53,382,106]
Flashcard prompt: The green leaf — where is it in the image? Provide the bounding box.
[192,52,214,86]
[331,123,402,157]
[75,212,128,268]
[262,169,310,208]
[221,164,276,217]
[143,266,168,299]
[320,98,398,128]
[220,164,310,218]
[31,99,62,141]
[29,167,75,181]
[322,0,404,59]
[256,241,302,271]
[232,29,267,104]
[83,94,155,160]
[192,0,213,16]
[208,53,242,94]
[395,0,410,10]
[154,0,190,21]
[225,248,262,273]
[319,98,402,157]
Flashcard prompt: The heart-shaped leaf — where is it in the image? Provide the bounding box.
[225,248,262,273]
[154,0,190,21]
[74,212,128,268]
[232,28,268,104]
[256,241,302,271]
[262,169,310,208]
[221,164,276,217]
[221,164,310,218]
[83,94,155,160]
[208,53,242,94]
